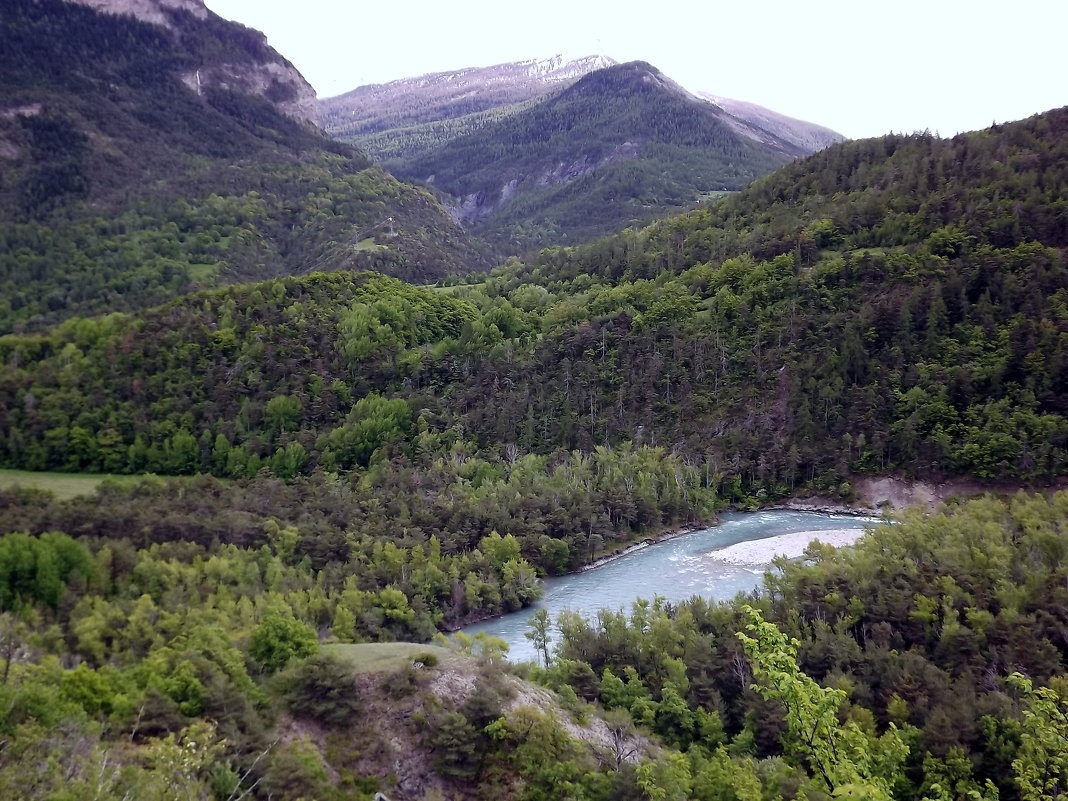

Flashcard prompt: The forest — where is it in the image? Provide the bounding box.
[0,477,1066,799]
[3,110,1066,497]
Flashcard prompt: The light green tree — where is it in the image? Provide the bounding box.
[525,608,552,666]
[247,612,318,673]
[737,606,908,799]
[1009,672,1068,801]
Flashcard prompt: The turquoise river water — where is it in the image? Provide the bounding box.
[461,510,882,663]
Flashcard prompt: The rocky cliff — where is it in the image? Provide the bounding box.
[66,0,318,125]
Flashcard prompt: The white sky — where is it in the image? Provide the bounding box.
[204,0,1066,140]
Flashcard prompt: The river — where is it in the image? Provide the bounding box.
[461,510,881,663]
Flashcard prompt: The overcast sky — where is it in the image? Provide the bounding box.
[204,0,1065,140]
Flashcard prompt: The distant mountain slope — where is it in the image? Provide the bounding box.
[324,59,844,252]
[391,61,806,250]
[697,92,846,153]
[0,0,491,332]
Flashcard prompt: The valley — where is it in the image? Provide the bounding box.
[0,0,1066,799]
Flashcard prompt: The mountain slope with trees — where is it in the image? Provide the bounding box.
[1,109,1065,507]
[394,61,807,251]
[338,60,840,253]
[0,0,491,333]
[478,107,1068,491]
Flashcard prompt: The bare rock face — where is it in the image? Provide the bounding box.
[65,0,318,126]
[697,92,846,154]
[67,0,207,27]
[178,61,319,127]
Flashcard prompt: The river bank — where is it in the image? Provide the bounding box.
[462,510,876,661]
[577,473,1052,574]
[709,526,870,564]
[580,521,712,572]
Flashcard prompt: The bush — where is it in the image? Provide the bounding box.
[279,654,360,727]
[248,612,318,673]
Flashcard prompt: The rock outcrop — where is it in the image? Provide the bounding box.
[65,0,318,125]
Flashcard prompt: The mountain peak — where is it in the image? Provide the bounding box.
[516,54,619,81]
[561,60,694,103]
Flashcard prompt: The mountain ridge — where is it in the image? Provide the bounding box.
[320,54,618,139]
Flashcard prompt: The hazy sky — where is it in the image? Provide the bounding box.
[204,0,1065,140]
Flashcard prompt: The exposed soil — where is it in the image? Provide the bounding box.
[291,657,654,801]
[782,474,1068,515]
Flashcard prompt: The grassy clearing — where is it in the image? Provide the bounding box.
[323,642,464,674]
[187,263,218,283]
[0,469,148,501]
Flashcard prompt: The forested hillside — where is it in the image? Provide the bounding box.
[3,109,1064,502]
[479,108,1068,488]
[0,0,491,333]
[1,474,1066,798]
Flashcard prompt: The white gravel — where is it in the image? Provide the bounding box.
[709,528,867,565]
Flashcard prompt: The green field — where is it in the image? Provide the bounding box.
[323,642,464,674]
[0,469,149,501]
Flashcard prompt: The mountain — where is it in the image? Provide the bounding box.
[0,0,491,333]
[322,58,845,253]
[68,0,319,125]
[320,54,619,178]
[388,61,819,250]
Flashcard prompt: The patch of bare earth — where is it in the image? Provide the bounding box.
[781,475,1068,516]
[308,659,655,801]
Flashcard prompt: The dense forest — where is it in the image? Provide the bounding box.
[3,109,1066,497]
[0,478,1065,799]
